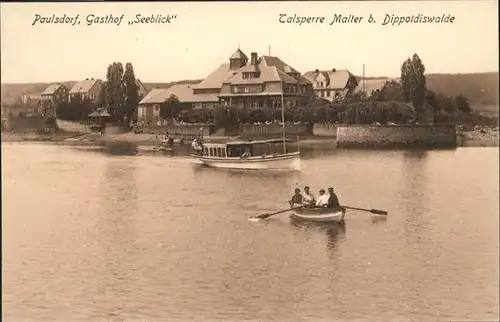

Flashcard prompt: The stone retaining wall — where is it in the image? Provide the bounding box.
[336,124,457,148]
[6,115,56,133]
[56,119,92,133]
[240,123,313,136]
[312,124,338,137]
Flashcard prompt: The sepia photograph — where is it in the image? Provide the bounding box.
[1,1,499,321]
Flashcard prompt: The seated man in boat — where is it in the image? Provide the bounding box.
[315,189,330,207]
[191,139,203,153]
[289,188,303,206]
[302,186,316,206]
[327,187,341,209]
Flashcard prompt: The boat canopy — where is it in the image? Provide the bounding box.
[200,138,295,158]
[226,138,293,146]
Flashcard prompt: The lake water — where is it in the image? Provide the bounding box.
[2,143,499,321]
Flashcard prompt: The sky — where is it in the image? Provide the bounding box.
[1,1,498,83]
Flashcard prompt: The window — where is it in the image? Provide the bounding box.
[321,90,325,97]
[327,90,331,97]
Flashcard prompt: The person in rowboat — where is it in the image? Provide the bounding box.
[289,188,303,206]
[315,189,330,207]
[302,186,315,206]
[327,187,341,209]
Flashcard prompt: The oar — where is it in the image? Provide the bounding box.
[252,206,303,220]
[341,205,387,215]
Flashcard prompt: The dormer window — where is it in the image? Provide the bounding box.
[243,72,260,79]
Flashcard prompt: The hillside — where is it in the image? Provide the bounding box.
[1,73,497,109]
[0,79,203,101]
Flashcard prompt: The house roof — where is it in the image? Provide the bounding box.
[41,84,63,95]
[222,54,309,86]
[194,63,236,90]
[355,78,395,94]
[195,51,310,91]
[139,84,219,105]
[229,49,248,60]
[69,79,100,94]
[89,108,111,117]
[136,79,149,94]
[138,88,167,104]
[303,69,357,89]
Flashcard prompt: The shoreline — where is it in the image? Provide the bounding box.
[2,128,498,148]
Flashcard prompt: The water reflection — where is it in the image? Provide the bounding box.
[290,219,346,257]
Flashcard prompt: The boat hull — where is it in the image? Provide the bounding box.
[290,204,346,223]
[196,152,300,171]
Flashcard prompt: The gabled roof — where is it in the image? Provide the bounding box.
[136,79,149,94]
[69,79,101,94]
[138,88,167,104]
[41,84,63,95]
[89,108,111,117]
[222,54,308,86]
[194,63,236,90]
[196,52,311,90]
[139,84,219,105]
[303,69,357,89]
[229,49,248,60]
[355,78,395,94]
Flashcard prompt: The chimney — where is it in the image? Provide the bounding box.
[315,69,319,73]
[251,52,258,65]
[332,68,336,72]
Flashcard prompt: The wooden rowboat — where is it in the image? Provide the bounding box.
[289,203,346,223]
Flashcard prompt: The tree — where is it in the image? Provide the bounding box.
[455,95,471,114]
[105,62,125,122]
[425,90,440,124]
[122,63,139,123]
[159,94,181,121]
[345,91,368,103]
[400,54,427,122]
[371,80,405,102]
[99,82,107,108]
[400,58,412,102]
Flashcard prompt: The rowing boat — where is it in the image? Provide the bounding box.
[289,203,346,223]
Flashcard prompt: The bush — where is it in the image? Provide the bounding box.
[56,99,97,122]
[455,95,471,114]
